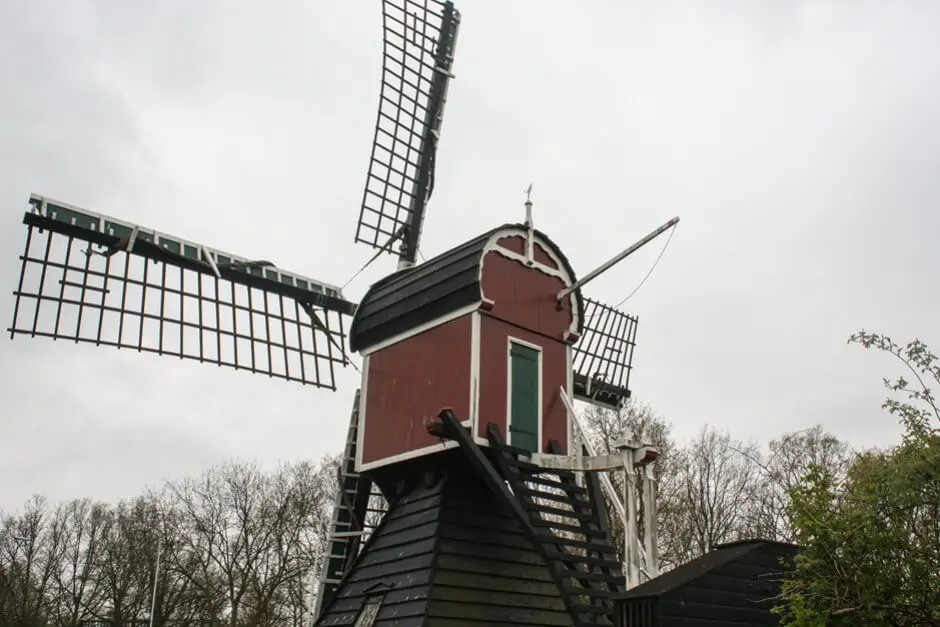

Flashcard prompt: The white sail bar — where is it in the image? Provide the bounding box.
[28,193,349,304]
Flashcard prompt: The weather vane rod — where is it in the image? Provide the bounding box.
[524,183,535,263]
[524,183,534,226]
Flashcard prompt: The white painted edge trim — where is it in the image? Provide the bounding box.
[357,440,460,472]
[482,227,569,282]
[489,246,569,281]
[354,354,370,472]
[356,416,476,472]
[358,302,480,356]
[506,335,544,452]
[566,344,574,454]
[469,312,481,439]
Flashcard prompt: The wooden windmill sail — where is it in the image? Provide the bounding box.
[6,1,676,624]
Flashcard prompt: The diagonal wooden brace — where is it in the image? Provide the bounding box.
[428,409,538,536]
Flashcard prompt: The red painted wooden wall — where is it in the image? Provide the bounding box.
[480,243,574,341]
[360,316,471,468]
[477,315,569,453]
[358,228,579,470]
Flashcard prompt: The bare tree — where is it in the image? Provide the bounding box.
[165,463,247,626]
[241,460,333,625]
[161,458,337,626]
[46,498,109,625]
[580,401,675,568]
[0,495,68,625]
[93,493,202,625]
[95,498,152,624]
[746,425,852,542]
[580,403,853,572]
[0,454,386,625]
[658,426,763,566]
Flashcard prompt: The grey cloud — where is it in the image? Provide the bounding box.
[1,0,938,511]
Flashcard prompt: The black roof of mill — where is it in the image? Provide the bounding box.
[349,223,583,353]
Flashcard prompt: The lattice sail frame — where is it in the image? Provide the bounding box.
[571,297,639,410]
[355,0,461,264]
[9,195,356,390]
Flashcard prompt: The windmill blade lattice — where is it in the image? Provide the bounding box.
[572,297,639,410]
[355,0,460,264]
[9,195,355,390]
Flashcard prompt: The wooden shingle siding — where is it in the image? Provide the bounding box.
[316,453,580,626]
[316,479,443,626]
[428,476,573,625]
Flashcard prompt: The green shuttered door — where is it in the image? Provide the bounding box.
[509,342,540,453]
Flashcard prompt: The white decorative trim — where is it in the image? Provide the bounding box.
[490,245,569,281]
[566,344,573,454]
[469,312,481,439]
[562,329,581,343]
[356,414,474,472]
[357,440,461,472]
[354,354,371,472]
[482,227,566,276]
[478,227,581,340]
[358,302,480,356]
[506,335,544,453]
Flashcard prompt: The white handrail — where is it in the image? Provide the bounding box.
[560,387,657,587]
[560,389,625,521]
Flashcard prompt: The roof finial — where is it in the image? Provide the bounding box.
[524,183,533,228]
[524,183,535,264]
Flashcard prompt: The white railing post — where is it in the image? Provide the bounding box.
[642,463,659,579]
[558,388,661,588]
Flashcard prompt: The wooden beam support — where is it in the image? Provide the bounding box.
[530,452,624,472]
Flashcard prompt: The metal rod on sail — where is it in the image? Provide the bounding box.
[557,216,679,302]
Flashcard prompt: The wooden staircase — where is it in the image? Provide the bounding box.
[428,410,624,627]
[487,425,623,626]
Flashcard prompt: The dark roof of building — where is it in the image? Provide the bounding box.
[348,224,582,353]
[315,452,574,626]
[616,540,797,601]
[615,540,798,627]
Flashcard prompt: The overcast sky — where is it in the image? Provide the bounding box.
[1,0,937,512]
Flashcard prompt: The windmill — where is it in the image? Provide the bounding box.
[7,1,677,625]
